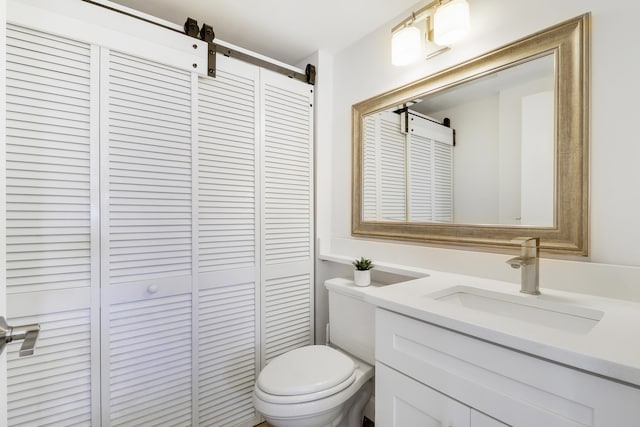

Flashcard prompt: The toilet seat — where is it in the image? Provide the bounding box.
[256,345,357,404]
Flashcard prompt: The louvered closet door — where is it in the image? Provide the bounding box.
[432,141,453,222]
[260,69,314,364]
[406,115,454,223]
[5,24,100,426]
[362,115,379,221]
[362,111,405,222]
[196,55,261,427]
[408,134,434,222]
[379,112,406,222]
[100,48,195,426]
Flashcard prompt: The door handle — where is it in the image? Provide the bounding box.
[0,316,40,357]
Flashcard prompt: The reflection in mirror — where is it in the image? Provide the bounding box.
[363,55,555,226]
[352,14,589,255]
[362,108,454,223]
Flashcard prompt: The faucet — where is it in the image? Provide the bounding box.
[506,237,540,295]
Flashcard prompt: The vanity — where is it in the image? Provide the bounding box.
[335,9,640,424]
[325,275,640,426]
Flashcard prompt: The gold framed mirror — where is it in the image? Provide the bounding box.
[352,14,589,256]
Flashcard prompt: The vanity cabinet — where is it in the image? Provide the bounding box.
[376,308,640,427]
[377,363,506,426]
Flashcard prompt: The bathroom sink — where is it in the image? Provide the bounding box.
[429,286,604,334]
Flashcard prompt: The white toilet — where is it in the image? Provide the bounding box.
[253,278,375,427]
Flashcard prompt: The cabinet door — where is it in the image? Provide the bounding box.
[260,69,314,363]
[377,362,470,427]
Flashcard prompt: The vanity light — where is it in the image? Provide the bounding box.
[433,0,470,46]
[391,25,421,66]
[391,0,471,66]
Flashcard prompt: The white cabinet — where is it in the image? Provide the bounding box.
[378,362,478,427]
[376,308,640,427]
[377,363,506,427]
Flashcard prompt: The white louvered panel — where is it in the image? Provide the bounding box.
[379,115,406,222]
[106,50,192,284]
[264,273,312,363]
[262,76,312,265]
[198,63,257,273]
[198,280,258,426]
[408,134,433,222]
[5,24,92,294]
[261,71,314,367]
[109,292,192,426]
[433,141,454,222]
[362,115,378,221]
[406,113,454,223]
[7,309,92,426]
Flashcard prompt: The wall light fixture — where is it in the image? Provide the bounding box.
[391,0,470,66]
[391,25,421,66]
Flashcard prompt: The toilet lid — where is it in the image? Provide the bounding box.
[257,345,355,396]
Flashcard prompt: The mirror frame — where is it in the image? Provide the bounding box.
[352,14,590,256]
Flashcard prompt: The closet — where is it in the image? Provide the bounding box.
[3,1,314,426]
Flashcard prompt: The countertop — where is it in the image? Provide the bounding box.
[324,270,640,389]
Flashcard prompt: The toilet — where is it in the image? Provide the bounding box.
[253,278,375,427]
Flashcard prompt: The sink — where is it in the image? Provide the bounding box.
[429,286,604,334]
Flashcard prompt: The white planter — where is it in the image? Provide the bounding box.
[354,269,371,287]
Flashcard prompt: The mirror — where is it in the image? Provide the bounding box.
[352,14,589,255]
[363,55,555,226]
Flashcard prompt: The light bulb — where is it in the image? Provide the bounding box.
[434,0,470,46]
[391,26,421,66]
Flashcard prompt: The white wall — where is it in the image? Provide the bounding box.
[498,76,554,225]
[317,0,640,301]
[520,90,554,226]
[436,96,500,224]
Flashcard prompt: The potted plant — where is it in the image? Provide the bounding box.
[352,257,374,287]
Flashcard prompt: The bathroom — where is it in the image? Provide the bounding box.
[2,0,640,425]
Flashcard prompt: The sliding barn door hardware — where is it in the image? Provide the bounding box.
[184,18,215,42]
[183,17,315,85]
[200,23,215,42]
[207,43,217,78]
[183,18,217,77]
[305,64,316,86]
[184,17,200,38]
[80,3,315,84]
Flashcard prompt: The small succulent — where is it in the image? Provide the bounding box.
[352,257,374,271]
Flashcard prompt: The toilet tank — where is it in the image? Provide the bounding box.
[325,278,375,365]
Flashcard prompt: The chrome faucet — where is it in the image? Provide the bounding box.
[506,237,540,295]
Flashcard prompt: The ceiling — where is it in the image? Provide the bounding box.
[109,0,420,66]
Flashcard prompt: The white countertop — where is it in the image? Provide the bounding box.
[324,271,640,388]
